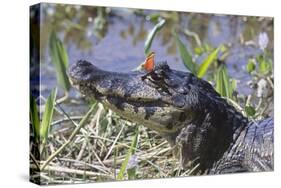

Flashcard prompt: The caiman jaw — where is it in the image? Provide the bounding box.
[69,60,190,134]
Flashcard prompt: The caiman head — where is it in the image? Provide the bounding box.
[69,60,247,171]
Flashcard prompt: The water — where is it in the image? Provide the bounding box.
[37,4,273,115]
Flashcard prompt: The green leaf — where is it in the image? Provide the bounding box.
[144,19,165,55]
[40,88,57,144]
[246,58,256,73]
[174,32,197,74]
[117,129,139,180]
[221,66,232,99]
[127,166,137,180]
[231,79,237,91]
[220,44,227,53]
[144,19,166,55]
[245,105,256,117]
[147,13,161,23]
[215,66,225,96]
[194,47,203,55]
[259,59,271,75]
[30,95,40,143]
[197,46,220,78]
[215,65,234,99]
[49,31,71,91]
[203,43,211,52]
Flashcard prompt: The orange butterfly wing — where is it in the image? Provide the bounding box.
[143,52,155,72]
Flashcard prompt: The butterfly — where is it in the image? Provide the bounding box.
[142,52,155,72]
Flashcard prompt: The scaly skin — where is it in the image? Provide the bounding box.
[211,118,274,174]
[69,60,274,174]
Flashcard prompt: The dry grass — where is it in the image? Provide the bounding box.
[30,102,199,185]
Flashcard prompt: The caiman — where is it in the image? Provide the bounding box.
[69,60,274,174]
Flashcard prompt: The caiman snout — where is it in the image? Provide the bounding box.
[69,60,124,98]
[68,60,193,134]
[69,60,106,85]
[69,60,164,100]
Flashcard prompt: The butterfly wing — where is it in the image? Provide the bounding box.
[143,52,155,72]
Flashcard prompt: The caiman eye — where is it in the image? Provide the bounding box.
[142,70,172,95]
[142,70,164,83]
[150,71,163,81]
[141,61,170,82]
